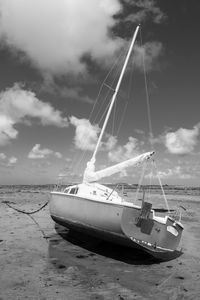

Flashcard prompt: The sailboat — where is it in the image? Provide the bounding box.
[49,26,184,260]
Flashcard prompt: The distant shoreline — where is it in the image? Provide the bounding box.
[0,183,199,190]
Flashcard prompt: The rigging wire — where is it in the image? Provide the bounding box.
[69,45,129,180]
[89,45,128,124]
[146,162,153,202]
[153,160,170,212]
[92,48,127,127]
[110,44,135,145]
[57,46,128,184]
[139,29,154,149]
[114,46,135,138]
[70,30,140,181]
[134,161,147,204]
[109,46,134,138]
[116,101,128,137]
[139,28,171,211]
[127,48,135,104]
[105,42,135,158]
[137,27,171,212]
[111,98,116,137]
[70,97,113,182]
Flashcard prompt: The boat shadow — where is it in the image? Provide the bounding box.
[52,224,182,265]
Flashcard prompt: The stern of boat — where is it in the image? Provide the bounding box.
[121,202,183,259]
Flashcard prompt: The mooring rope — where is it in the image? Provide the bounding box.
[2,199,49,215]
[2,199,50,240]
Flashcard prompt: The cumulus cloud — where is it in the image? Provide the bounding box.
[165,125,200,155]
[41,75,94,104]
[104,135,118,151]
[70,116,100,151]
[0,83,68,145]
[124,0,165,24]
[8,156,18,164]
[70,116,142,163]
[28,144,52,159]
[0,115,17,146]
[0,153,6,160]
[0,0,165,78]
[0,0,123,75]
[55,152,63,159]
[28,144,62,159]
[0,0,165,106]
[108,136,139,162]
[155,166,192,180]
[70,116,119,152]
[134,42,163,72]
[0,152,17,167]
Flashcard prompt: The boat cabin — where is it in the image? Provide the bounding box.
[63,182,123,203]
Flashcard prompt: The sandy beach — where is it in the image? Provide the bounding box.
[0,186,200,300]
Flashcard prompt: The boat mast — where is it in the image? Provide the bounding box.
[90,25,140,165]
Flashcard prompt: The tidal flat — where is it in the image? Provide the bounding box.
[0,185,200,299]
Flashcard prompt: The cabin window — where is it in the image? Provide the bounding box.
[64,188,70,194]
[69,187,78,195]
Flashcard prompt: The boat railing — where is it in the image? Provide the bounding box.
[168,205,186,223]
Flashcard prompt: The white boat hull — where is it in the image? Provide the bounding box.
[50,192,124,233]
[50,191,183,260]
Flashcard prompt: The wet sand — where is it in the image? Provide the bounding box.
[0,187,200,299]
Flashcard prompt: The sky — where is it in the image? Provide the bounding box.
[0,0,200,186]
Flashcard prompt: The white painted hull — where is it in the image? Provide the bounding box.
[50,191,183,260]
[50,191,124,234]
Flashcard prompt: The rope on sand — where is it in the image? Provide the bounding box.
[2,200,49,215]
[2,199,49,241]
